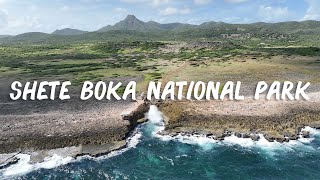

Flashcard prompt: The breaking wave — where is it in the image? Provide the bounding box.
[1,154,73,178]
[0,126,143,179]
[148,105,320,154]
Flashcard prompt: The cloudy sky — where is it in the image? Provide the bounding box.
[0,0,319,35]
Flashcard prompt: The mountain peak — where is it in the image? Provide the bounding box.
[125,15,138,20]
[122,14,143,24]
[97,14,193,32]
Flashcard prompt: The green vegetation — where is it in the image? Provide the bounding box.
[0,15,320,92]
[0,39,320,91]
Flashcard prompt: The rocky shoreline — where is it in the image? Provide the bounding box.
[1,89,320,169]
[157,93,320,143]
[157,124,319,143]
[156,109,320,143]
[0,94,149,169]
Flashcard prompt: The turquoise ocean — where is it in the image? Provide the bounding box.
[1,106,320,180]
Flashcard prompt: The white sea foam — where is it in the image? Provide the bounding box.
[1,120,144,178]
[161,133,218,150]
[147,105,320,153]
[3,107,319,178]
[223,135,255,147]
[298,137,315,143]
[1,154,73,178]
[302,126,320,136]
[296,126,320,143]
[101,131,142,159]
[147,105,165,134]
[147,105,217,150]
[148,105,163,125]
[164,157,174,166]
[1,131,143,178]
[157,131,318,156]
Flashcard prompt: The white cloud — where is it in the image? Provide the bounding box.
[223,16,251,23]
[60,5,70,12]
[225,0,248,3]
[160,7,178,16]
[9,16,41,29]
[302,0,320,20]
[160,7,191,16]
[29,5,38,12]
[113,7,128,13]
[80,0,102,3]
[152,0,169,7]
[120,0,169,7]
[194,0,212,5]
[180,8,191,14]
[0,14,42,34]
[258,5,289,22]
[0,0,7,5]
[120,0,146,2]
[0,9,8,28]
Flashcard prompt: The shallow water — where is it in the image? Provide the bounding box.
[1,106,320,180]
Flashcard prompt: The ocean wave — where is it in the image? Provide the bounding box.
[0,125,143,178]
[302,126,320,136]
[96,130,142,160]
[147,105,320,153]
[1,154,73,178]
[155,130,319,155]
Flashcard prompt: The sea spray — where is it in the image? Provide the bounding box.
[0,121,145,178]
[147,106,219,150]
[302,126,320,136]
[1,154,73,177]
[155,130,320,156]
[2,106,320,179]
[297,126,320,143]
[96,130,142,160]
[147,104,320,153]
[148,105,164,125]
[147,105,165,135]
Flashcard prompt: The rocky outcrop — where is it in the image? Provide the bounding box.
[0,101,149,168]
[0,153,19,170]
[158,100,320,142]
[0,100,149,155]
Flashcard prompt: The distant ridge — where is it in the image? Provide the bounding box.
[52,28,88,35]
[98,15,193,32]
[1,15,320,44]
[97,15,320,34]
[0,35,11,39]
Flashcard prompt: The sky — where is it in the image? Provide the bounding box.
[0,0,319,35]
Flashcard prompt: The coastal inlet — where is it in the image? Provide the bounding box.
[0,105,320,179]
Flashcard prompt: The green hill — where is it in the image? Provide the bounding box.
[52,28,88,35]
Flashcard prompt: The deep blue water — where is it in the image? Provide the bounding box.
[1,107,320,180]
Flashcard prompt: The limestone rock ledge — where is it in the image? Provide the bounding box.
[158,93,320,142]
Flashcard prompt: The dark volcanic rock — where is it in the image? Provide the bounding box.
[301,131,310,138]
[250,135,260,141]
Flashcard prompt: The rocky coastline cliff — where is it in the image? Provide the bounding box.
[157,93,320,143]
